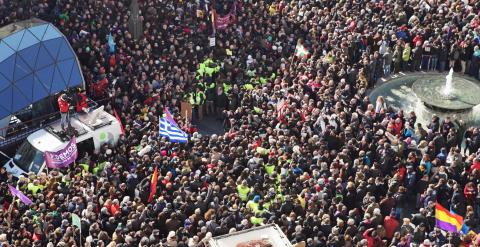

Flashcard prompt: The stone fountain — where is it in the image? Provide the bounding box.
[412,69,480,111]
[442,68,454,99]
[369,71,480,126]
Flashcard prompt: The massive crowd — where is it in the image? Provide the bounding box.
[1,0,480,246]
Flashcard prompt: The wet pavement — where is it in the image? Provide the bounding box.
[196,116,226,136]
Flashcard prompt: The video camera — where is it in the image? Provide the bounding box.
[62,87,82,104]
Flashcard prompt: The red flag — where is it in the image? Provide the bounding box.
[113,109,125,135]
[148,166,159,203]
[276,99,288,120]
[276,99,285,112]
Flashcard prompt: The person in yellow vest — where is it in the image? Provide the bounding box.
[93,162,105,175]
[203,58,214,67]
[196,62,206,80]
[264,162,275,175]
[255,201,267,215]
[27,179,42,195]
[188,87,206,122]
[204,60,220,80]
[243,83,255,90]
[250,211,264,226]
[237,180,251,202]
[222,82,232,94]
[204,64,215,78]
[196,81,206,92]
[246,195,260,212]
[402,42,412,71]
[62,175,71,186]
[251,76,267,86]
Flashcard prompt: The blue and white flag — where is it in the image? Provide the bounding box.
[159,117,188,143]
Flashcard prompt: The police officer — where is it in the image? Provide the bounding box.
[237,180,251,203]
[189,87,206,122]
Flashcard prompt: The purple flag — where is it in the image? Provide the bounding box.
[164,107,177,126]
[44,136,78,169]
[8,185,33,205]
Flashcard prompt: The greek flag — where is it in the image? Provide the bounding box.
[159,117,188,143]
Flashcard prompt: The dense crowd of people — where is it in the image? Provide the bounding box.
[1,0,480,246]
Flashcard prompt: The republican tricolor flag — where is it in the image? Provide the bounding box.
[148,166,159,203]
[435,202,465,233]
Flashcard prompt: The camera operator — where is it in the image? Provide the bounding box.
[58,93,70,130]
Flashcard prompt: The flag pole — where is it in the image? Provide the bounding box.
[290,40,301,71]
[79,226,82,247]
[289,54,296,72]
[294,57,303,75]
[7,200,13,228]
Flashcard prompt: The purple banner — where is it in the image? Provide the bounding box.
[44,136,78,169]
[8,185,33,205]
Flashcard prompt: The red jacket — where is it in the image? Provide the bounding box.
[384,216,400,240]
[105,202,120,216]
[76,93,87,112]
[58,97,69,113]
[469,160,480,174]
[363,229,382,247]
[93,78,108,97]
[413,35,423,46]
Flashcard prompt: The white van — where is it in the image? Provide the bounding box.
[208,224,293,247]
[1,107,123,177]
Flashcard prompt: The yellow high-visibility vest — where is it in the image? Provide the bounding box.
[264,163,275,175]
[250,216,264,225]
[237,185,250,201]
[27,183,40,195]
[247,200,259,212]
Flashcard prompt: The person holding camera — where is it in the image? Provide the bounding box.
[58,93,70,130]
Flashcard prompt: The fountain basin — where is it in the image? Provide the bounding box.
[412,76,480,111]
[369,73,480,127]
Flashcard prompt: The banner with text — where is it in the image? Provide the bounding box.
[213,1,237,31]
[45,136,78,169]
